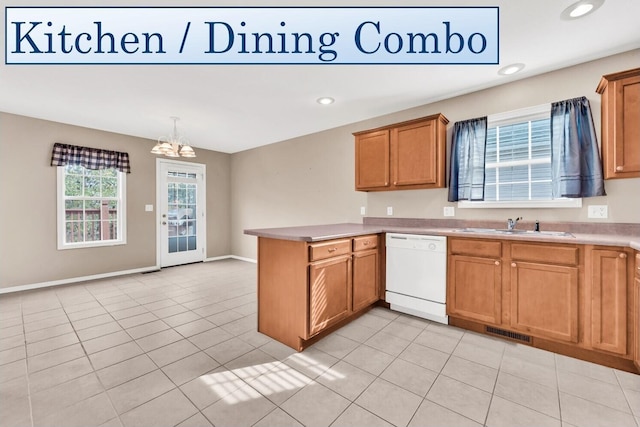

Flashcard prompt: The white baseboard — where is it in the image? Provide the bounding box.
[0,265,160,295]
[1,255,258,294]
[205,255,257,264]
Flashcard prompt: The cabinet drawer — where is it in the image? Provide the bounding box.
[449,238,502,258]
[511,243,579,266]
[353,235,378,252]
[309,239,351,262]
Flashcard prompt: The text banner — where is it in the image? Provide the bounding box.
[6,7,499,65]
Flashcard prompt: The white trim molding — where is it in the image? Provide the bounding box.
[0,266,160,294]
[205,255,257,264]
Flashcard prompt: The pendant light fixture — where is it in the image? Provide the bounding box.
[151,116,196,158]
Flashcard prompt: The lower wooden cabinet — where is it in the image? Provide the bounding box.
[352,248,379,312]
[448,255,502,324]
[257,234,381,351]
[309,255,352,336]
[448,237,639,373]
[634,253,640,370]
[588,248,630,355]
[510,261,578,343]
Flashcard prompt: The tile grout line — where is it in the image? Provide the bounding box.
[21,297,36,427]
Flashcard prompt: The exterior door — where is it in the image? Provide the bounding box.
[157,159,206,267]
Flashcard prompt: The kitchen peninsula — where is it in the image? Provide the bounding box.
[246,219,640,373]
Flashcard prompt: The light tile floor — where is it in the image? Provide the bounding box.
[1,259,640,427]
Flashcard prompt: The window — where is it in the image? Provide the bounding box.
[459,104,581,208]
[485,117,552,201]
[57,165,126,249]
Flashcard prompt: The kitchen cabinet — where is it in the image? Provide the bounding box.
[354,114,449,191]
[588,248,630,355]
[596,67,640,179]
[448,238,502,325]
[256,234,382,351]
[509,243,579,344]
[354,130,390,189]
[448,236,640,373]
[634,252,640,370]
[352,235,380,312]
[309,254,352,336]
[448,238,580,344]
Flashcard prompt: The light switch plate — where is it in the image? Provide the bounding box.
[360,206,366,215]
[145,204,154,212]
[443,206,455,217]
[387,206,393,216]
[588,205,608,219]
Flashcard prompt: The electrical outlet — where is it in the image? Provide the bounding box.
[443,206,455,217]
[386,206,393,216]
[588,205,608,219]
[360,206,366,215]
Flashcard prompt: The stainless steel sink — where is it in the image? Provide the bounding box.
[454,228,574,237]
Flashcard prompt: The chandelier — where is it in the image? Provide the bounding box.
[151,117,196,158]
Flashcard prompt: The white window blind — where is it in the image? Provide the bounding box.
[458,104,582,208]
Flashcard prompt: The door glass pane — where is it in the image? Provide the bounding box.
[167,179,197,254]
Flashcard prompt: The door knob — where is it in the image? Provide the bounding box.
[162,221,167,225]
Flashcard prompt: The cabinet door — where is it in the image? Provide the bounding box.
[510,261,578,343]
[352,249,379,313]
[612,75,640,177]
[308,255,352,337]
[590,249,629,355]
[448,255,502,324]
[355,130,390,190]
[601,73,640,179]
[391,119,437,186]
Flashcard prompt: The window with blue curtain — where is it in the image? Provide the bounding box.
[448,117,488,202]
[550,96,606,198]
[451,97,605,205]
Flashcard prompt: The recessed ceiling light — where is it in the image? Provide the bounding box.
[561,0,604,20]
[316,97,335,105]
[498,63,525,76]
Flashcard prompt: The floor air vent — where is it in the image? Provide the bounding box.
[485,326,531,343]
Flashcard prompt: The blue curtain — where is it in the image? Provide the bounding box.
[448,117,487,202]
[550,96,605,198]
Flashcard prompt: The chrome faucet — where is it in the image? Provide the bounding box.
[507,217,522,230]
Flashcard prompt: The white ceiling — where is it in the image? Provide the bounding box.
[1,0,639,154]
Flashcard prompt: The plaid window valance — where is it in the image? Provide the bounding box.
[50,143,131,173]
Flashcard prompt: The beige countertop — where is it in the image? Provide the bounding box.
[244,222,640,249]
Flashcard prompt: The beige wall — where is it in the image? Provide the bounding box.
[2,50,638,287]
[0,113,231,288]
[232,50,640,260]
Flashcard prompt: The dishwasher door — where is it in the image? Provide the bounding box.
[385,233,448,323]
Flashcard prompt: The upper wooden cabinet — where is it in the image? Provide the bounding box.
[596,68,640,179]
[354,114,449,191]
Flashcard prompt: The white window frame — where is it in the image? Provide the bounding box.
[458,103,582,209]
[56,165,127,249]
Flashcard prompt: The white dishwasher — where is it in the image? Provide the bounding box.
[385,233,448,324]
